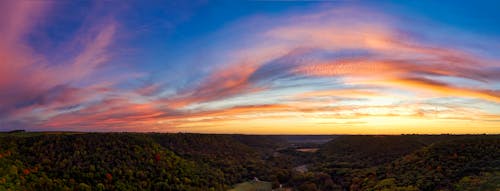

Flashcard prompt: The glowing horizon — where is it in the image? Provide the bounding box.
[1,1,499,134]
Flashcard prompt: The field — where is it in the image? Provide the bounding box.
[229,181,272,191]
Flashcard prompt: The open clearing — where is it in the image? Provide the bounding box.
[229,181,272,191]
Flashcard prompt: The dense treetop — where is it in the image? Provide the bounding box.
[0,133,498,190]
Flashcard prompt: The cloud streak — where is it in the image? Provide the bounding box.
[0,1,123,130]
[0,3,499,134]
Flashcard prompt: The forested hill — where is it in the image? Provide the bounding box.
[0,133,227,190]
[314,135,500,190]
[0,133,498,191]
[150,133,271,185]
[316,135,462,168]
[0,133,290,191]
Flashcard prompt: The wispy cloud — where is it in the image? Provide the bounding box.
[1,3,499,133]
[0,2,123,130]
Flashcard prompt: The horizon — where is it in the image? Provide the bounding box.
[1,129,498,136]
[1,1,500,134]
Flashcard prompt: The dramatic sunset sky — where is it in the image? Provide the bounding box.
[1,1,499,134]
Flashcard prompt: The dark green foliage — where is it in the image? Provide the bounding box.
[0,133,498,191]
[454,172,500,191]
[150,133,275,185]
[370,136,500,190]
[231,135,287,150]
[0,133,225,191]
[318,135,428,168]
[320,135,500,191]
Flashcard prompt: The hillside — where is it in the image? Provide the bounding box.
[0,133,225,190]
[368,136,500,190]
[318,135,427,168]
[150,133,272,185]
[0,133,498,191]
[313,135,500,190]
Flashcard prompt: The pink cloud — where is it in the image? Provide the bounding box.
[165,61,264,108]
[1,4,499,133]
[0,2,121,130]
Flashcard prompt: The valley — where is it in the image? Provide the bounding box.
[0,132,498,190]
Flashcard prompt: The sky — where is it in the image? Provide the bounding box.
[1,0,499,134]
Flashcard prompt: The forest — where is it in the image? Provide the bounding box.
[0,132,498,191]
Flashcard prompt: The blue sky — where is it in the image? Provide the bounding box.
[1,1,499,133]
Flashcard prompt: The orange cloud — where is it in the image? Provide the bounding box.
[3,4,499,134]
[166,62,263,108]
[295,89,383,99]
[291,58,499,102]
[360,77,500,103]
